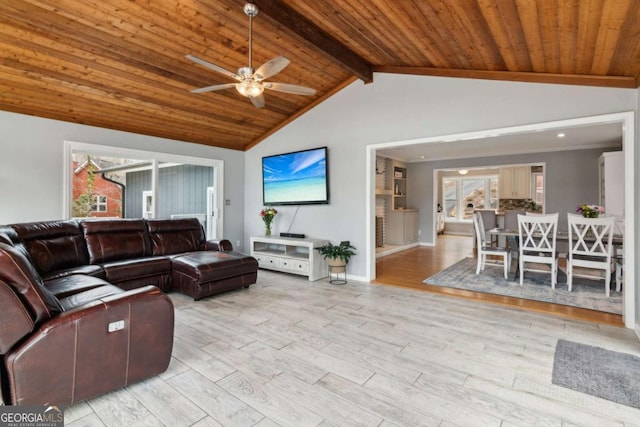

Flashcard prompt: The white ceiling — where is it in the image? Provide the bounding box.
[376,122,623,162]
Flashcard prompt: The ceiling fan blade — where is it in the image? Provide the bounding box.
[264,82,316,96]
[249,94,265,108]
[190,83,237,94]
[254,56,290,80]
[185,54,240,81]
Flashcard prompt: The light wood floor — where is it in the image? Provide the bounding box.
[64,270,640,426]
[375,235,624,327]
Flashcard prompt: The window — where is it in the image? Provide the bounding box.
[443,175,498,221]
[91,195,107,212]
[532,172,544,207]
[65,141,225,240]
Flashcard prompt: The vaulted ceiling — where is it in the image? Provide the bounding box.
[1,1,638,151]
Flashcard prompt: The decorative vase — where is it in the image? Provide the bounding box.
[265,225,271,236]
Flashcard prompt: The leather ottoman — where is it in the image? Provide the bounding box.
[171,251,258,300]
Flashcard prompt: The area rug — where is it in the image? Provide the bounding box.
[423,257,622,314]
[552,339,640,409]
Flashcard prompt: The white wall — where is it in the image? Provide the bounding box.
[0,110,247,249]
[245,73,638,278]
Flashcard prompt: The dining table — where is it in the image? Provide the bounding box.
[487,227,624,281]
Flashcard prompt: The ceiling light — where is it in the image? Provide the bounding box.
[458,169,469,175]
[557,132,566,138]
[236,80,264,97]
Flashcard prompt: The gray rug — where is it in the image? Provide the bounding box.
[552,340,640,409]
[423,257,622,314]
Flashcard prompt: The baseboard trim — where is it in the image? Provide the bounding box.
[376,242,419,258]
[443,231,473,237]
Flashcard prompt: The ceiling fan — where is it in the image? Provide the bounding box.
[186,2,316,108]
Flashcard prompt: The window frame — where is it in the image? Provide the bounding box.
[531,171,545,208]
[443,175,499,223]
[91,194,108,212]
[63,141,225,240]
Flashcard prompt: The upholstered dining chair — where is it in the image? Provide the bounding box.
[567,214,616,297]
[517,213,559,288]
[473,212,511,279]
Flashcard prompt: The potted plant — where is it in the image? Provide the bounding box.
[315,241,356,273]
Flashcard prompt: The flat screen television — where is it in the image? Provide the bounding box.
[262,147,329,205]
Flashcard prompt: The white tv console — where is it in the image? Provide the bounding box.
[250,236,328,281]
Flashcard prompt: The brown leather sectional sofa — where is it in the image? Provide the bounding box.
[0,217,258,406]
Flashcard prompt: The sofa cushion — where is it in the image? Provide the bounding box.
[0,225,19,245]
[147,218,205,256]
[0,280,34,354]
[0,232,12,246]
[45,274,113,299]
[58,284,124,311]
[11,221,90,276]
[101,257,172,283]
[0,243,63,324]
[81,219,152,264]
[172,251,258,283]
[41,264,105,282]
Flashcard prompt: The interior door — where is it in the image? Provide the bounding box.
[206,186,217,240]
[142,191,153,219]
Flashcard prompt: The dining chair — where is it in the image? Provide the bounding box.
[517,213,559,287]
[525,211,553,216]
[473,212,511,279]
[567,214,616,296]
[611,215,624,292]
[503,209,524,229]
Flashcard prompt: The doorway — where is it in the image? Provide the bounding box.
[366,112,635,329]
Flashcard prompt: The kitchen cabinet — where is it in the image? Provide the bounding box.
[387,209,418,245]
[499,166,531,199]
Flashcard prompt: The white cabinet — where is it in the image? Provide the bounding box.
[387,209,418,245]
[250,236,328,281]
[599,151,624,218]
[499,166,531,199]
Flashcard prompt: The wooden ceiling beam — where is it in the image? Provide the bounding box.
[251,0,373,83]
[373,65,638,89]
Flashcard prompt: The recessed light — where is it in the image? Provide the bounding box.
[557,133,566,138]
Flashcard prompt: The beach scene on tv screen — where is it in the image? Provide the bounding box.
[263,149,328,204]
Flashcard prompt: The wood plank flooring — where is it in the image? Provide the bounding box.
[375,235,624,327]
[64,268,640,426]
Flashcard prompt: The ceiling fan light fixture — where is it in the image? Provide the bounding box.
[186,1,315,106]
[236,80,264,97]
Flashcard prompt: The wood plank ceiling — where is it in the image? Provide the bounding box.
[0,0,638,151]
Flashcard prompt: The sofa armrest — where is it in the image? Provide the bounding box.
[205,239,233,252]
[5,285,174,406]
